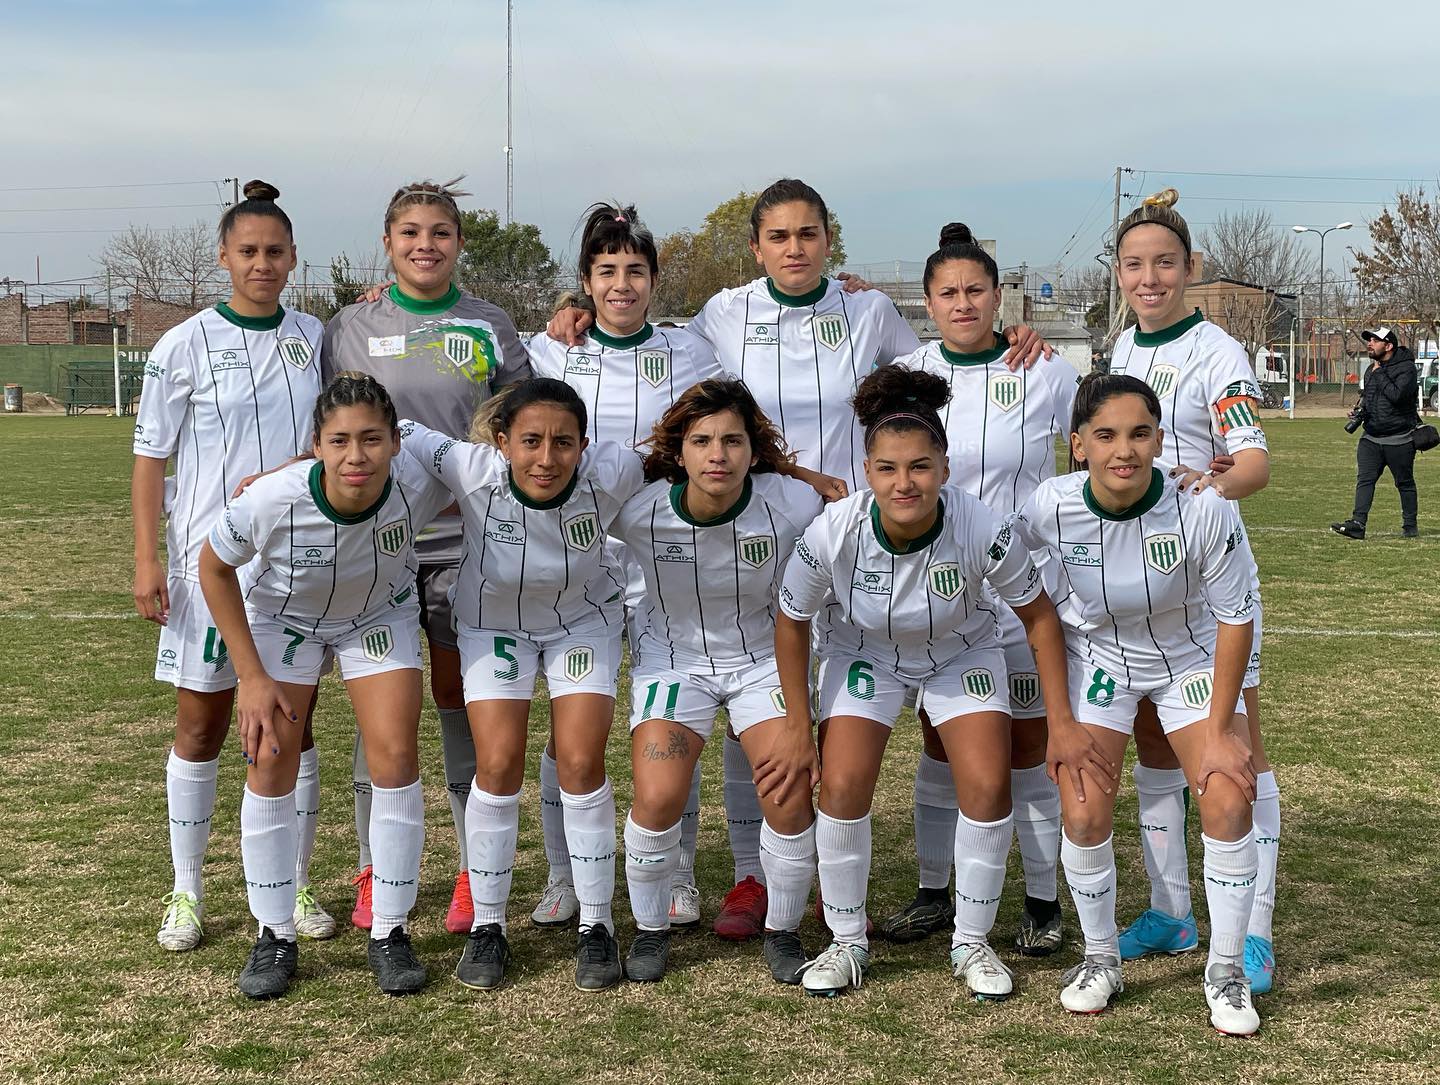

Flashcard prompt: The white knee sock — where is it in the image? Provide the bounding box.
[369,780,424,939]
[723,734,764,883]
[1203,832,1258,970]
[241,787,298,939]
[1011,764,1060,902]
[1250,771,1280,942]
[439,707,475,872]
[1062,832,1118,958]
[352,731,373,870]
[294,747,320,889]
[953,813,1011,946]
[539,749,572,884]
[759,820,816,933]
[674,761,701,888]
[465,784,520,932]
[913,753,959,890]
[166,749,218,898]
[816,811,871,949]
[562,780,617,933]
[1133,764,1192,917]
[624,815,680,931]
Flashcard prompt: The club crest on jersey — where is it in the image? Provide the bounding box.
[962,667,996,702]
[637,350,669,388]
[1148,364,1180,398]
[443,331,474,368]
[1010,672,1040,709]
[1144,533,1184,574]
[988,373,1023,413]
[376,518,408,556]
[1180,671,1213,710]
[769,687,786,713]
[739,534,775,568]
[928,562,962,600]
[813,313,848,351]
[362,625,393,664]
[563,646,595,683]
[564,512,599,552]
[277,336,313,370]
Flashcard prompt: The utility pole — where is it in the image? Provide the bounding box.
[222,177,239,207]
[1107,166,1123,331]
[504,0,514,225]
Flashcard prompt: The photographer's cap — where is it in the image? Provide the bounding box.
[1361,326,1397,344]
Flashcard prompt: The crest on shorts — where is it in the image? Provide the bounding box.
[564,512,599,552]
[277,336,313,371]
[962,667,995,702]
[769,687,786,713]
[1144,532,1184,575]
[928,562,962,600]
[563,645,594,683]
[1148,364,1179,398]
[813,313,848,351]
[1180,671,1213,710]
[376,518,408,556]
[362,625,393,664]
[443,331,474,368]
[1010,672,1040,710]
[739,534,775,569]
[988,373,1022,413]
[638,349,669,388]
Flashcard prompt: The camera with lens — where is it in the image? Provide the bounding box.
[1344,406,1366,434]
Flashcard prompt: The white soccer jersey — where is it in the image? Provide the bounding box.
[778,485,1043,680]
[398,421,645,633]
[1014,468,1256,689]
[134,305,323,580]
[1109,310,1268,468]
[207,453,452,638]
[612,473,823,674]
[528,322,725,449]
[904,335,1081,514]
[687,277,920,489]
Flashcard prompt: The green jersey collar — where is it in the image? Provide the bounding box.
[1083,467,1165,521]
[589,322,654,350]
[215,302,284,331]
[870,496,945,554]
[939,333,1007,367]
[669,476,753,526]
[508,465,580,510]
[309,461,393,525]
[766,277,829,308]
[1133,308,1204,347]
[388,283,461,315]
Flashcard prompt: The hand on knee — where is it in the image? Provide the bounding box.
[1196,779,1253,842]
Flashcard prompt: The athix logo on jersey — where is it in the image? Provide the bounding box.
[564,512,599,552]
[294,545,336,568]
[362,626,393,664]
[656,542,696,564]
[638,350,670,388]
[375,519,408,556]
[928,562,962,600]
[1144,533,1184,574]
[1148,364,1180,398]
[988,373,1023,413]
[563,646,595,682]
[485,518,524,545]
[208,348,250,372]
[962,668,995,701]
[813,313,848,351]
[1180,671,1214,710]
[739,535,775,568]
[1062,542,1102,567]
[277,337,313,371]
[852,569,892,596]
[744,323,779,346]
[565,353,602,378]
[1010,672,1040,709]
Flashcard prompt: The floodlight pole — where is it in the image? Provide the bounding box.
[1293,223,1353,382]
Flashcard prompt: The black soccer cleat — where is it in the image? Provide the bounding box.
[455,923,512,990]
[367,926,427,996]
[237,927,298,1000]
[623,928,672,983]
[575,924,622,991]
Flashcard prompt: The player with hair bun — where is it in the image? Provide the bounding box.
[323,177,532,938]
[774,365,1076,998]
[133,180,331,954]
[199,374,453,998]
[1106,189,1278,996]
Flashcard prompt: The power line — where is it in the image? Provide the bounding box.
[0,180,219,194]
[0,203,218,214]
[1122,192,1390,207]
[1145,169,1431,184]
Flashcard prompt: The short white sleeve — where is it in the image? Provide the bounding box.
[1195,491,1256,625]
[777,509,839,621]
[398,419,507,498]
[132,329,193,459]
[207,488,262,568]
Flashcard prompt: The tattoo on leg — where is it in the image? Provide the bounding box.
[643,728,691,761]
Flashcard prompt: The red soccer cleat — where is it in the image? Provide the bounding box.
[351,865,374,930]
[446,870,474,935]
[713,875,767,941]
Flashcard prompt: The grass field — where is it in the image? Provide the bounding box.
[3,415,1438,1085]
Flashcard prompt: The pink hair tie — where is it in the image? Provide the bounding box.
[614,214,627,223]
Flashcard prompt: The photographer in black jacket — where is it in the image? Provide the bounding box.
[1332,327,1419,539]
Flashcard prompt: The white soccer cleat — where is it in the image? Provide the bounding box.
[293,885,337,940]
[799,941,870,997]
[1059,954,1123,1014]
[157,891,204,952]
[950,941,1014,1000]
[1205,963,1260,1037]
[531,875,579,927]
[668,880,701,928]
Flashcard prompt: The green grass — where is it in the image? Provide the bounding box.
[2,414,1438,1084]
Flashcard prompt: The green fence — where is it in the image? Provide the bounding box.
[0,344,148,397]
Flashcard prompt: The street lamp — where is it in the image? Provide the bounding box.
[1293,222,1353,384]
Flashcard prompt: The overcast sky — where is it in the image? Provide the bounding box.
[5,0,1436,294]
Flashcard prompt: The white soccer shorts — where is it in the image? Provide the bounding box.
[627,659,787,740]
[816,644,1012,729]
[458,615,622,702]
[153,578,236,693]
[250,607,423,684]
[1068,653,1246,736]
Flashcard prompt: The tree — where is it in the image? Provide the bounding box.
[651,192,848,317]
[99,221,224,306]
[1353,187,1440,347]
[455,209,561,333]
[1198,208,1314,289]
[292,252,375,322]
[165,222,226,306]
[1062,263,1113,329]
